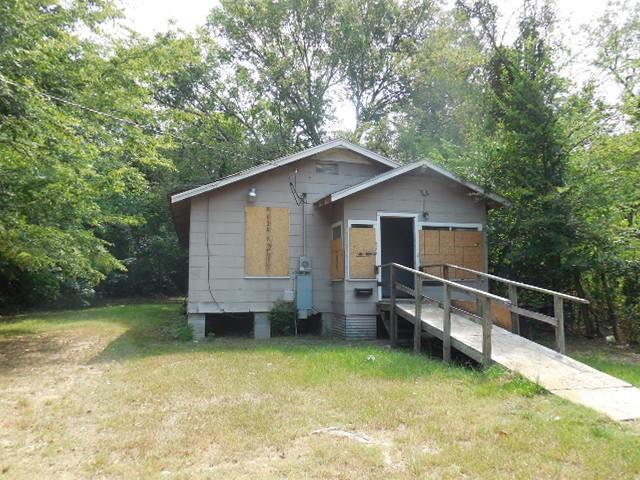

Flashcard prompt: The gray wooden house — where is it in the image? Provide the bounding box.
[170,139,509,340]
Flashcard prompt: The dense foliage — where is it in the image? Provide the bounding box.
[0,0,638,343]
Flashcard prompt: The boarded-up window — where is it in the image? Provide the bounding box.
[419,227,483,280]
[245,206,290,276]
[451,300,512,330]
[349,224,377,279]
[330,223,344,280]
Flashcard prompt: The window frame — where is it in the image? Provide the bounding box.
[347,219,378,281]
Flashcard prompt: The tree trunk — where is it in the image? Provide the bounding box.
[574,271,597,338]
[602,273,621,343]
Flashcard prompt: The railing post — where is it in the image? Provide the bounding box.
[481,296,492,368]
[413,273,422,354]
[442,283,451,364]
[475,273,482,316]
[442,264,449,281]
[389,265,397,347]
[509,284,520,335]
[554,295,565,354]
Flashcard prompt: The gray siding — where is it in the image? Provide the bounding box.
[344,170,486,222]
[187,149,490,341]
[341,169,488,331]
[188,150,387,315]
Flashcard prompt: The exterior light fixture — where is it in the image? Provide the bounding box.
[248,187,257,202]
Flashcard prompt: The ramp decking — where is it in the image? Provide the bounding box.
[380,301,640,422]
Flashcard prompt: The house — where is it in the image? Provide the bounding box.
[170,139,509,340]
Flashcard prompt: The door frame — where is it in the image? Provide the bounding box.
[376,212,420,299]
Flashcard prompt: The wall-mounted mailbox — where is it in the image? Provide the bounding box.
[354,288,373,297]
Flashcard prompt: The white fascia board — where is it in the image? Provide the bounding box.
[170,138,399,204]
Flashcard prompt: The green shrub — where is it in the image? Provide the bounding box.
[269,300,297,336]
[162,313,194,341]
[171,320,194,341]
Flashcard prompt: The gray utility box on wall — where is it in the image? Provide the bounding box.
[296,272,312,319]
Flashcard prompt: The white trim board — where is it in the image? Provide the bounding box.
[171,139,399,204]
[346,219,377,282]
[330,220,344,247]
[375,212,420,300]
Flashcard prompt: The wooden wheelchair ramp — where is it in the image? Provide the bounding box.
[384,302,640,422]
[378,263,640,422]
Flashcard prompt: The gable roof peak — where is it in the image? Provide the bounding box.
[170,138,398,204]
[316,158,510,208]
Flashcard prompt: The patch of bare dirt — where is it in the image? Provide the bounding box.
[0,328,120,478]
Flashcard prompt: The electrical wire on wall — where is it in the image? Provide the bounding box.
[289,169,308,258]
[288,169,311,336]
[206,198,254,320]
[288,169,308,207]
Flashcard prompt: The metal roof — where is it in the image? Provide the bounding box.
[170,138,399,204]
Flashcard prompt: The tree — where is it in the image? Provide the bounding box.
[588,0,640,123]
[574,0,640,342]
[0,0,172,308]
[210,0,342,146]
[334,0,436,143]
[395,8,487,169]
[452,1,606,338]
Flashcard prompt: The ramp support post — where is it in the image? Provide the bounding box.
[554,295,565,354]
[390,266,397,347]
[481,296,492,368]
[509,285,520,335]
[442,284,451,364]
[413,273,422,354]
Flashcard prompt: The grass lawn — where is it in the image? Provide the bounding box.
[569,339,640,389]
[1,302,639,479]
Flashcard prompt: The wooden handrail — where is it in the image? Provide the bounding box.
[383,261,583,360]
[421,262,589,354]
[381,263,511,305]
[423,263,589,304]
[381,262,500,368]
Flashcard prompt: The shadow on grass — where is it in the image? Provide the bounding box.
[0,302,182,372]
[0,333,68,372]
[0,328,37,337]
[0,301,544,397]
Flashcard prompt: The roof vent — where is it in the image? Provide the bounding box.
[316,161,339,175]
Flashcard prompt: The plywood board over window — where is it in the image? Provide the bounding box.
[420,227,483,280]
[330,223,344,280]
[349,225,377,279]
[245,206,290,276]
[451,300,512,330]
